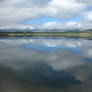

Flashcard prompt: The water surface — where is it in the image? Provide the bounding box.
[0,37,92,92]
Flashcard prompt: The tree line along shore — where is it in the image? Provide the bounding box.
[0,32,92,38]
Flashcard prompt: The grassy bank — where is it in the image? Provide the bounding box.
[0,32,92,38]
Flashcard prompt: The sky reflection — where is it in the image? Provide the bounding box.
[0,38,92,92]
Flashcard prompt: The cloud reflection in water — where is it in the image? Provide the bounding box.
[0,38,92,92]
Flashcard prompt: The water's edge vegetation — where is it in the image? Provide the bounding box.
[0,32,92,38]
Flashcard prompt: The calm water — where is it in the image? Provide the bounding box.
[0,37,92,92]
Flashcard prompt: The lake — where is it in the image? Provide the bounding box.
[0,37,92,92]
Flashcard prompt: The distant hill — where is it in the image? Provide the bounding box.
[0,28,92,33]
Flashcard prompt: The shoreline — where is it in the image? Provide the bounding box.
[0,32,92,38]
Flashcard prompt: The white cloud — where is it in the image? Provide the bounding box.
[77,0,92,5]
[41,21,83,30]
[0,0,87,27]
[0,0,92,29]
[46,0,85,19]
[83,11,92,22]
[42,22,61,29]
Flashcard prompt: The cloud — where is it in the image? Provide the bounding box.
[83,11,92,22]
[0,0,92,29]
[77,0,92,5]
[46,0,85,19]
[41,21,83,30]
[42,22,60,29]
[0,0,89,27]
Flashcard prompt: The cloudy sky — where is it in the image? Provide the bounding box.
[0,0,92,29]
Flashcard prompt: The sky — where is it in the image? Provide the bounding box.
[0,0,92,30]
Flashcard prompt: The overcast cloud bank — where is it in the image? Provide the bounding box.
[0,0,92,30]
